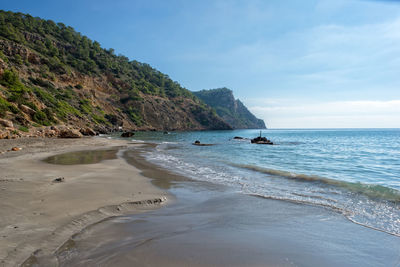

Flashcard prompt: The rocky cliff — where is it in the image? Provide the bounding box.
[194,88,266,129]
[0,10,232,138]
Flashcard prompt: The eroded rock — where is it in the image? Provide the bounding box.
[80,127,97,136]
[19,104,36,116]
[58,128,83,138]
[0,119,13,128]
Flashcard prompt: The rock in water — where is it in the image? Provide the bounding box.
[251,136,273,145]
[121,132,135,137]
[192,140,214,146]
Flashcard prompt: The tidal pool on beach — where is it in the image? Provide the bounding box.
[43,149,118,165]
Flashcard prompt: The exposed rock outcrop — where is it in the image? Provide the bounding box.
[58,128,83,138]
[0,119,13,128]
[194,88,266,129]
[79,127,97,136]
[19,105,35,116]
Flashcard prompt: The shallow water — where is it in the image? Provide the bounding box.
[44,149,118,165]
[55,136,400,266]
[121,129,400,236]
[58,165,400,267]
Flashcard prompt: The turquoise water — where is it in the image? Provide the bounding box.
[121,129,400,236]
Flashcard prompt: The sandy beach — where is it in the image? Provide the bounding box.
[0,137,168,266]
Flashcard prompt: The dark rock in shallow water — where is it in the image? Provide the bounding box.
[192,140,214,146]
[233,136,244,139]
[121,132,135,138]
[251,136,273,145]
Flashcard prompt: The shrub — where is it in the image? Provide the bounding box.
[19,126,29,132]
[33,110,50,125]
[0,69,23,90]
[0,97,10,116]
[0,51,9,63]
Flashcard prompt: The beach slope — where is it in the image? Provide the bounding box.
[0,137,168,266]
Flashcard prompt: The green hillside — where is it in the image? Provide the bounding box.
[0,10,231,138]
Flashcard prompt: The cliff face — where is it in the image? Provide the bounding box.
[194,88,266,129]
[0,10,231,138]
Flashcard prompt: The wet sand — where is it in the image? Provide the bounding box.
[0,138,168,266]
[59,145,400,267]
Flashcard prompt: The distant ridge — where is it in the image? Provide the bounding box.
[193,88,266,129]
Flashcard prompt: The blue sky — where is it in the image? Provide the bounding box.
[2,0,400,128]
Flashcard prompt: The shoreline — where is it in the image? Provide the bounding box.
[0,137,169,266]
[1,137,399,266]
[59,141,400,266]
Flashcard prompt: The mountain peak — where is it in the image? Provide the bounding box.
[194,88,266,129]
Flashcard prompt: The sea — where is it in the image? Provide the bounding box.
[126,128,400,237]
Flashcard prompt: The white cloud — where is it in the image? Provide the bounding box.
[176,11,400,97]
[248,99,400,128]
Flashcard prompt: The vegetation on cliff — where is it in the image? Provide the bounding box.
[194,88,266,129]
[0,10,231,137]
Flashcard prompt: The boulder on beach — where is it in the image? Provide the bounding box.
[58,128,83,138]
[0,130,9,139]
[80,127,97,136]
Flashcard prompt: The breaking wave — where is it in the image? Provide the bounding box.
[233,164,400,203]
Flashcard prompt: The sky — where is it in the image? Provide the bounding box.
[2,0,400,128]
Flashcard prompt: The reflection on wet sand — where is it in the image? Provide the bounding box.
[44,149,119,165]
